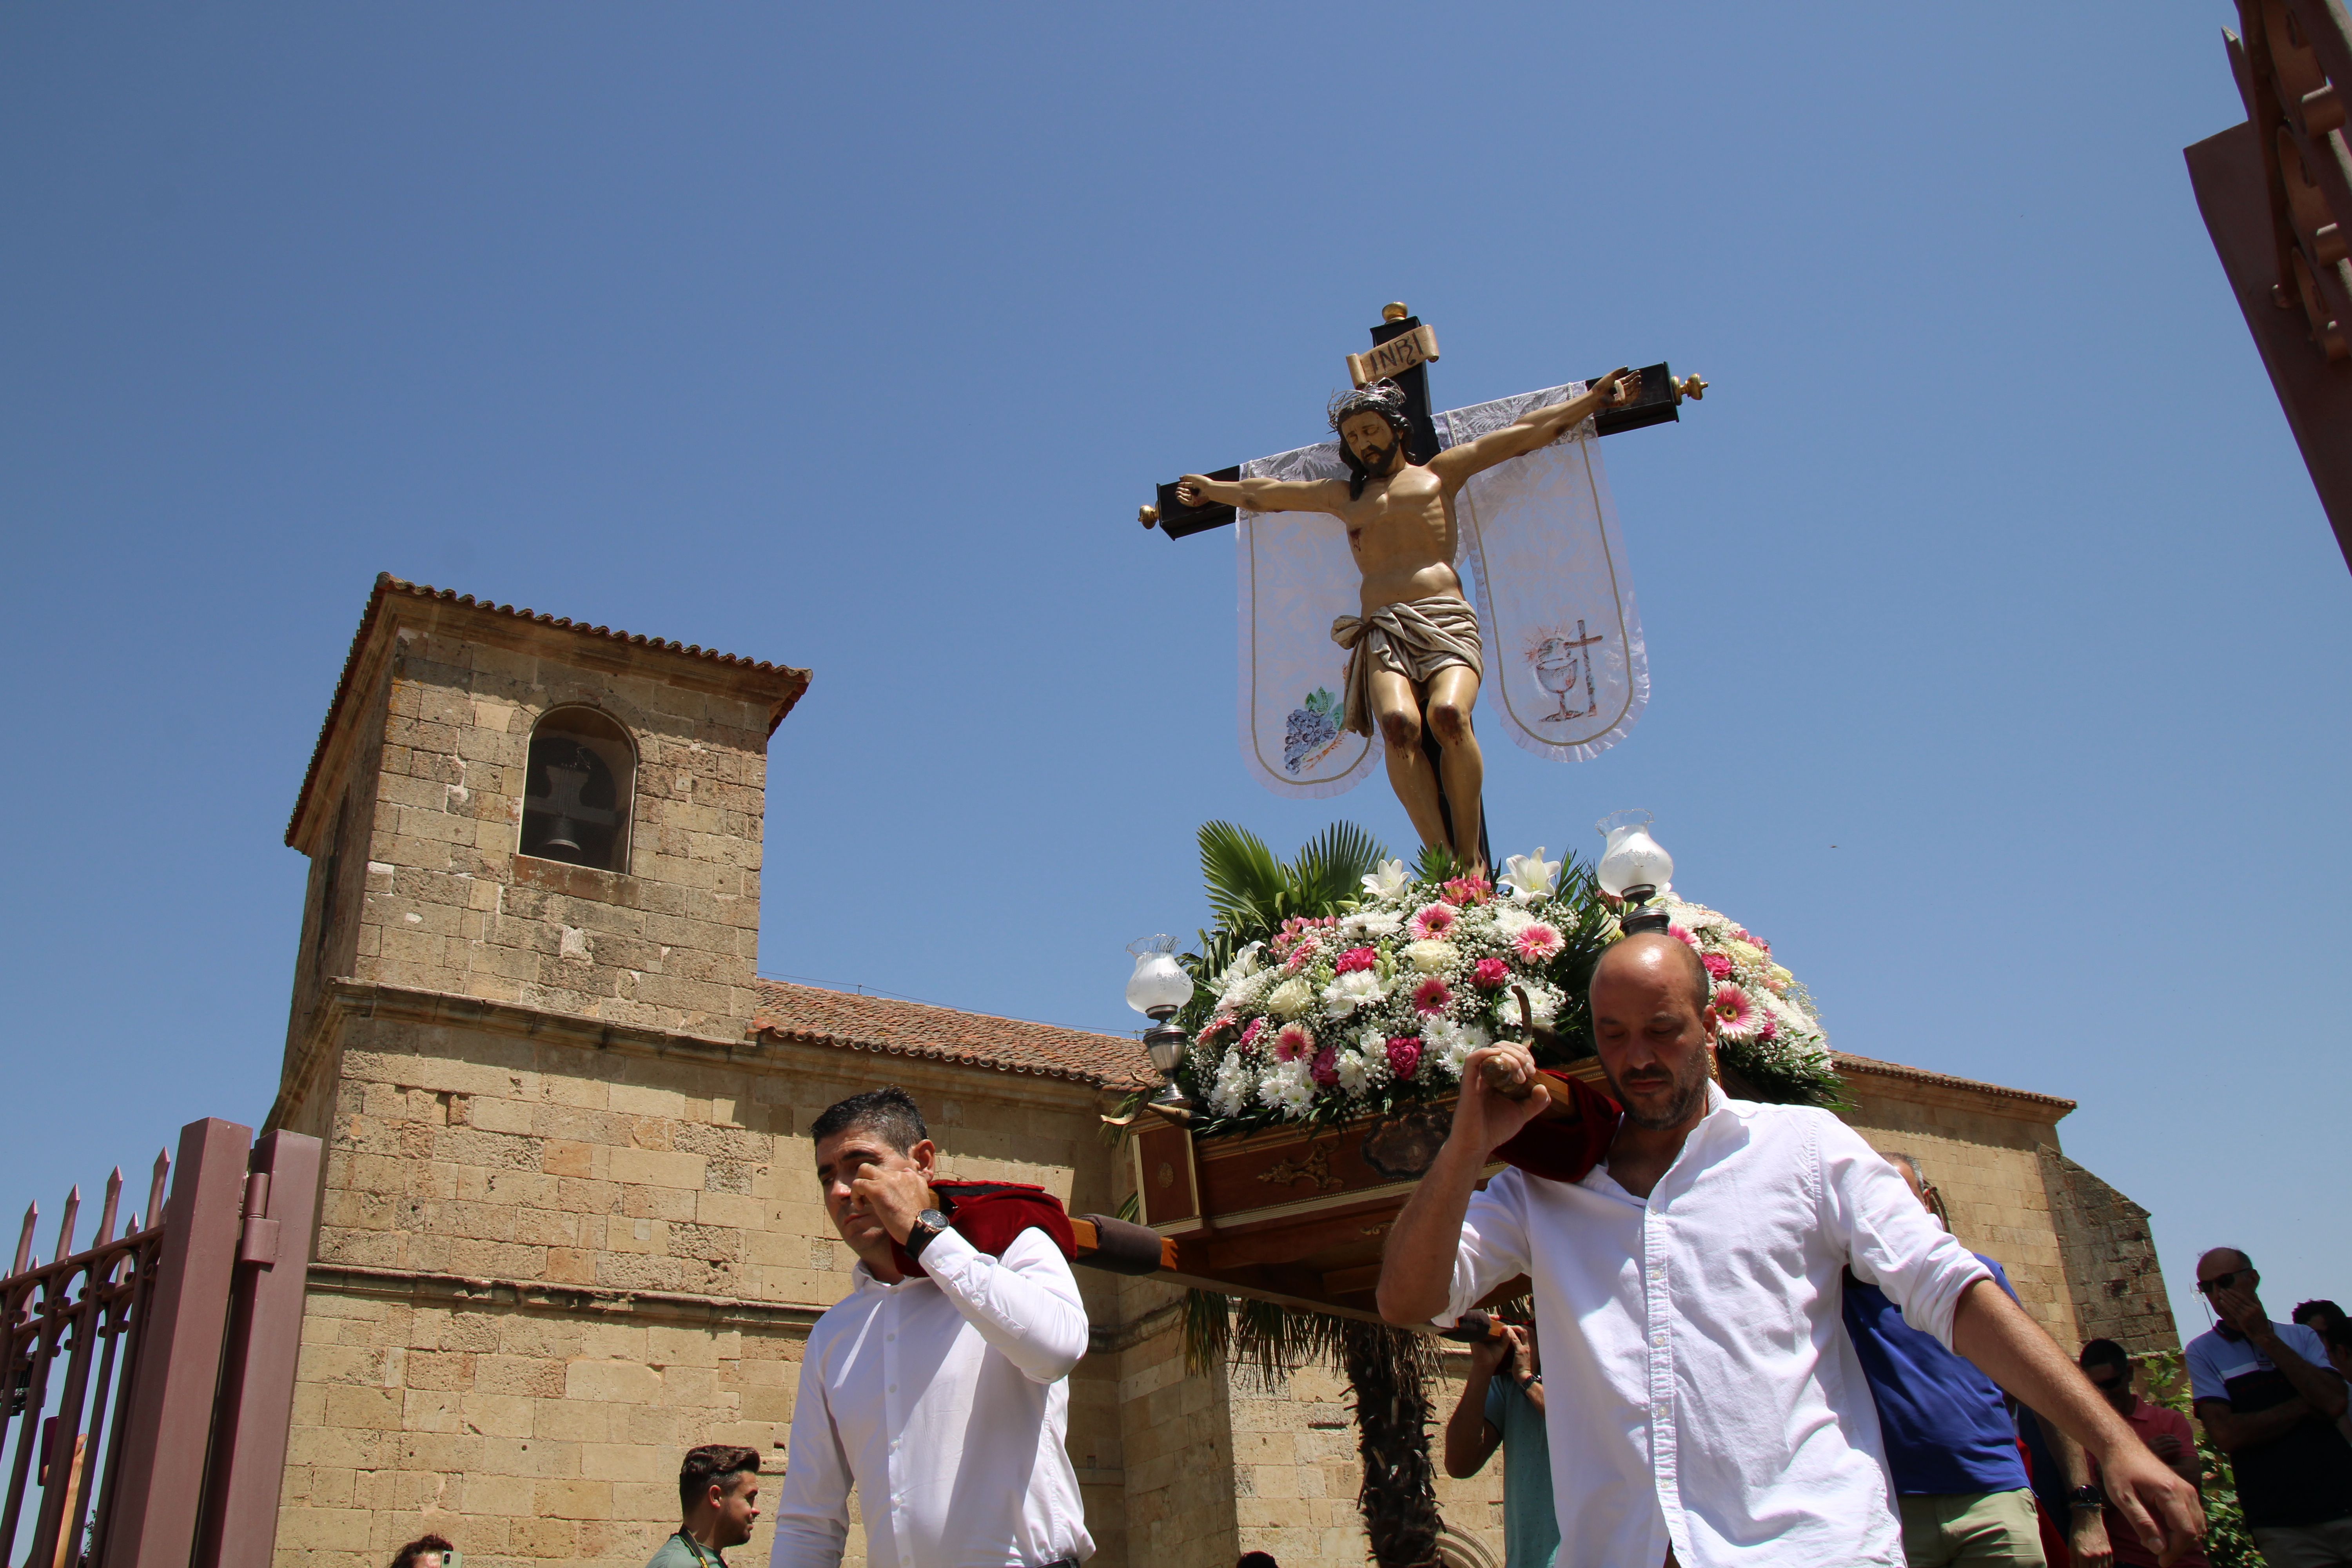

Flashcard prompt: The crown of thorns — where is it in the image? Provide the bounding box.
[1328,379,1411,434]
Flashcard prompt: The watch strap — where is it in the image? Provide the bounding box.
[905,1208,951,1259]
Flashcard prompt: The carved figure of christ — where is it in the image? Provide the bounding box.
[1178,368,1641,878]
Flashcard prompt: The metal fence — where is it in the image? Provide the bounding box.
[0,1118,321,1568]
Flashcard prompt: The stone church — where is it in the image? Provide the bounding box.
[265,574,2177,1568]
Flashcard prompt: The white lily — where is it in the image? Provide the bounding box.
[1501,848,1561,901]
[1361,858,1411,900]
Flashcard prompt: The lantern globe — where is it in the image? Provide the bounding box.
[1595,809,1674,898]
[1125,935,1193,1016]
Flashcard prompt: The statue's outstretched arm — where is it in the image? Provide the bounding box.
[1428,368,1642,489]
[1175,474,1352,515]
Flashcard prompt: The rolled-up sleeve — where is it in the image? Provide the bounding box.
[1817,1116,1988,1349]
[1434,1170,1532,1328]
[918,1225,1090,1383]
[768,1331,852,1568]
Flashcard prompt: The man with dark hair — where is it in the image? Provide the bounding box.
[2297,1301,2350,1342]
[768,1085,1091,1568]
[390,1536,455,1568]
[2077,1340,2206,1568]
[1841,1151,2067,1567]
[1377,932,2205,1568]
[646,1445,762,1568]
[1174,368,1642,877]
[2187,1248,2352,1564]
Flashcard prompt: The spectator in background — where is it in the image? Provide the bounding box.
[390,1538,455,1568]
[648,1444,762,1568]
[1842,1151,2071,1567]
[1443,1314,1559,1568]
[2078,1339,2205,1568]
[2189,1249,2352,1567]
[2298,1302,2349,1344]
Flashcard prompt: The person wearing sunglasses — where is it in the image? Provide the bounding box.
[2185,1249,2352,1565]
[2076,1341,2206,1568]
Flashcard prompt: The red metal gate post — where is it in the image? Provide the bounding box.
[194,1130,322,1568]
[103,1120,250,1568]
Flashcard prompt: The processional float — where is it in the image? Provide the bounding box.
[1096,307,1856,1325]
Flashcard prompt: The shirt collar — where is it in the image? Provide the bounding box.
[849,1258,930,1295]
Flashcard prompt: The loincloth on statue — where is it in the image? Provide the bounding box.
[1330,595,1485,739]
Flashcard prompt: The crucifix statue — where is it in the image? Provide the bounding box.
[1175,372,1640,877]
[1142,304,1703,877]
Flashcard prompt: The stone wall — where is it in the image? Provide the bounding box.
[2039,1145,2178,1356]
[270,989,1124,1568]
[1835,1058,2084,1345]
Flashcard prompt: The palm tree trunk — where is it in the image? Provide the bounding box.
[1341,1319,1444,1568]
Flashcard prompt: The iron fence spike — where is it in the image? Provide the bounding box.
[95,1169,123,1248]
[53,1186,79,1264]
[13,1201,35,1276]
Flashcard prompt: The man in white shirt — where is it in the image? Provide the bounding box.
[1377,932,2204,1568]
[768,1087,1093,1568]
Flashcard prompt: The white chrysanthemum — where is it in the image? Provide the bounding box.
[1341,909,1406,938]
[1207,1055,1255,1119]
[1254,1059,1314,1117]
[1265,977,1314,1019]
[1403,939,1459,974]
[1320,969,1387,1017]
[1217,966,1272,1013]
[1491,904,1536,940]
[1335,1049,1373,1095]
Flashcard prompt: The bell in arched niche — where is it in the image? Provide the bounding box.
[520,707,635,871]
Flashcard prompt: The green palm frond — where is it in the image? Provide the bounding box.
[1198,820,1291,934]
[1289,820,1387,916]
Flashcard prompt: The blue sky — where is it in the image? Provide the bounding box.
[3,5,2343,1343]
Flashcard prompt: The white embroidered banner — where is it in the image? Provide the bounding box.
[1232,384,1647,798]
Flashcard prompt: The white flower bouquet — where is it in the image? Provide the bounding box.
[1169,823,1841,1137]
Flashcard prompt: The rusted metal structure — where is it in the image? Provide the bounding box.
[0,1118,320,1568]
[2187,0,2352,571]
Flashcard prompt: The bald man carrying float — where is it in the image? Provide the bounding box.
[1377,933,2207,1568]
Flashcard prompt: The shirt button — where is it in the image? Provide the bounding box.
[888,1383,898,1393]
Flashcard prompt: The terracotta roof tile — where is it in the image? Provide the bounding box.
[288,573,810,848]
[753,980,1152,1089]
[1833,1052,2076,1112]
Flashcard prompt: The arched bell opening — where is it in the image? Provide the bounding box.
[519,706,636,872]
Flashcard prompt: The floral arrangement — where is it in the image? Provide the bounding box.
[1169,823,1840,1137]
[1649,895,1838,1105]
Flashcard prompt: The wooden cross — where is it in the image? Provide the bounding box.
[1138,302,1705,537]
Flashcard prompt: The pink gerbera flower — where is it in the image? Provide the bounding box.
[1668,924,1697,947]
[1386,1036,1423,1080]
[1309,1044,1339,1087]
[1514,923,1564,963]
[1442,875,1493,906]
[1412,976,1452,1015]
[1702,952,1733,980]
[1710,983,1759,1036]
[1470,957,1510,991]
[1274,1022,1313,1062]
[1238,1017,1266,1051]
[1334,946,1379,975]
[1408,902,1460,940]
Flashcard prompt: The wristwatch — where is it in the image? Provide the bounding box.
[904,1208,951,1259]
[2067,1484,2107,1512]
